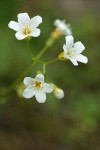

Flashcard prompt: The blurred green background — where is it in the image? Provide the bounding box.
[0,0,100,150]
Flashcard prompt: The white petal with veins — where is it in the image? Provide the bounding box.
[35,90,46,103]
[18,13,30,25]
[30,28,41,37]
[31,15,42,28]
[23,87,35,99]
[75,54,88,64]
[8,21,19,31]
[65,36,74,49]
[23,77,35,86]
[43,83,53,93]
[73,42,85,54]
[69,58,78,66]
[35,74,44,83]
[15,32,27,40]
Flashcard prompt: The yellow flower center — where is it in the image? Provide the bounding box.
[23,28,31,35]
[34,81,43,89]
[52,29,62,39]
[67,50,74,57]
[67,51,71,56]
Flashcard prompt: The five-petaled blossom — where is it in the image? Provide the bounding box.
[23,74,53,103]
[62,35,88,66]
[54,19,72,36]
[8,13,42,40]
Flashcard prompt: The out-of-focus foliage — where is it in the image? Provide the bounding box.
[0,0,100,150]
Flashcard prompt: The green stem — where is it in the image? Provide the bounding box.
[33,57,44,64]
[46,58,58,65]
[43,63,46,75]
[36,45,48,59]
[36,35,56,59]
[27,41,33,60]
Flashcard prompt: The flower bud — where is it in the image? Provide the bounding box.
[54,87,64,99]
[51,84,64,99]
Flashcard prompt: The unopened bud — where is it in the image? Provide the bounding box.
[54,88,64,99]
[51,84,64,99]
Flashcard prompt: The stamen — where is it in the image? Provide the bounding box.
[34,81,43,89]
[23,28,31,35]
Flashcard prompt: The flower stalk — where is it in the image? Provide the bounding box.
[0,12,88,103]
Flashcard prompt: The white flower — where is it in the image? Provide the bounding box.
[63,35,88,66]
[23,74,53,103]
[8,13,42,40]
[54,19,72,35]
[53,87,64,99]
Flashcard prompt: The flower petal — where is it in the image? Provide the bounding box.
[17,13,30,25]
[64,52,69,59]
[73,42,85,54]
[35,90,46,103]
[63,44,67,52]
[65,35,74,49]
[30,28,41,37]
[69,58,78,66]
[31,15,42,28]
[8,21,19,31]
[55,20,65,31]
[75,54,88,64]
[23,87,35,99]
[23,77,35,86]
[65,26,72,35]
[43,83,53,93]
[15,32,27,40]
[35,74,44,83]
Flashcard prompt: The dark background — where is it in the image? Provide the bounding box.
[0,0,100,150]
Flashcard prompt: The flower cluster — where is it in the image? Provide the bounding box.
[8,13,88,103]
